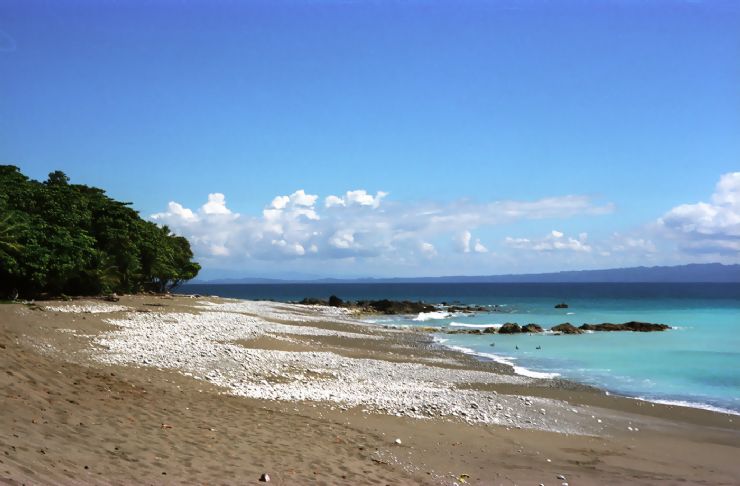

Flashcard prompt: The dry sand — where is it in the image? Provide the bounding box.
[1,294,739,485]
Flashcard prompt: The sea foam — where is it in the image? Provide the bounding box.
[413,311,452,321]
[436,339,560,379]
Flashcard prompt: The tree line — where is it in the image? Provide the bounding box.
[0,165,200,299]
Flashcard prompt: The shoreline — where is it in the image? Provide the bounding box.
[2,294,739,484]
[356,307,740,417]
[427,334,740,417]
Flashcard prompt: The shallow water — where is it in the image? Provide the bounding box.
[181,283,740,413]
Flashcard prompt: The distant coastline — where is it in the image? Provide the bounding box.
[194,262,740,284]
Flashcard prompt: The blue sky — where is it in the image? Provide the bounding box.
[1,0,738,279]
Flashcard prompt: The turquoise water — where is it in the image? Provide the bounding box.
[181,283,740,413]
[369,296,740,414]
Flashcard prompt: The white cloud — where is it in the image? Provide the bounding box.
[289,189,318,208]
[152,189,611,265]
[474,239,488,253]
[658,172,740,254]
[325,190,388,209]
[325,195,345,208]
[457,231,472,253]
[420,241,437,257]
[210,244,230,256]
[504,230,592,253]
[611,234,657,253]
[202,193,232,215]
[270,195,290,210]
[271,239,306,256]
[713,172,740,206]
[152,201,198,222]
[329,230,356,250]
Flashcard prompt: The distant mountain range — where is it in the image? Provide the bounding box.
[194,263,740,284]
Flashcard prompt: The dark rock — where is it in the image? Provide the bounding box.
[103,293,120,302]
[328,295,344,307]
[554,303,569,309]
[482,326,498,334]
[550,323,583,334]
[356,299,436,315]
[579,321,670,332]
[446,329,482,335]
[498,322,522,334]
[259,473,270,482]
[298,297,326,306]
[521,323,544,333]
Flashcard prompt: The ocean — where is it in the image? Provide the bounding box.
[179,282,740,414]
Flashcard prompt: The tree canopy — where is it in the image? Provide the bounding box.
[0,165,200,298]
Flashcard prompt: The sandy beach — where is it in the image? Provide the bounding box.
[1,294,739,485]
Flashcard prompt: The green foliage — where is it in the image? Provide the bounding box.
[0,165,200,298]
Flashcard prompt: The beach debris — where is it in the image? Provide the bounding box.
[259,473,270,482]
[458,473,471,483]
[557,474,567,480]
[160,423,173,429]
[394,438,402,445]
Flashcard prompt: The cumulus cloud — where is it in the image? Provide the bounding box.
[504,230,592,253]
[152,201,198,222]
[202,193,232,215]
[329,230,356,250]
[152,189,610,265]
[325,195,345,208]
[658,172,740,254]
[456,231,473,253]
[473,240,488,253]
[325,190,387,208]
[419,242,437,257]
[456,230,488,254]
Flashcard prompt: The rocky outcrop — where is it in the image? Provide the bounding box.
[446,329,483,335]
[497,322,522,334]
[446,305,487,313]
[299,297,436,315]
[579,321,670,332]
[521,323,544,333]
[550,323,583,334]
[358,299,436,315]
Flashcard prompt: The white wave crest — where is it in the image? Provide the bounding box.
[448,322,502,329]
[437,341,560,379]
[413,311,452,321]
[634,397,740,416]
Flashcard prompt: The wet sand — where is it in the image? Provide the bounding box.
[1,295,739,485]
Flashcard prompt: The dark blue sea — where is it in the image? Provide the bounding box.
[179,283,740,413]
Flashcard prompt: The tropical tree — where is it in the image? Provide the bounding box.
[0,165,200,298]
